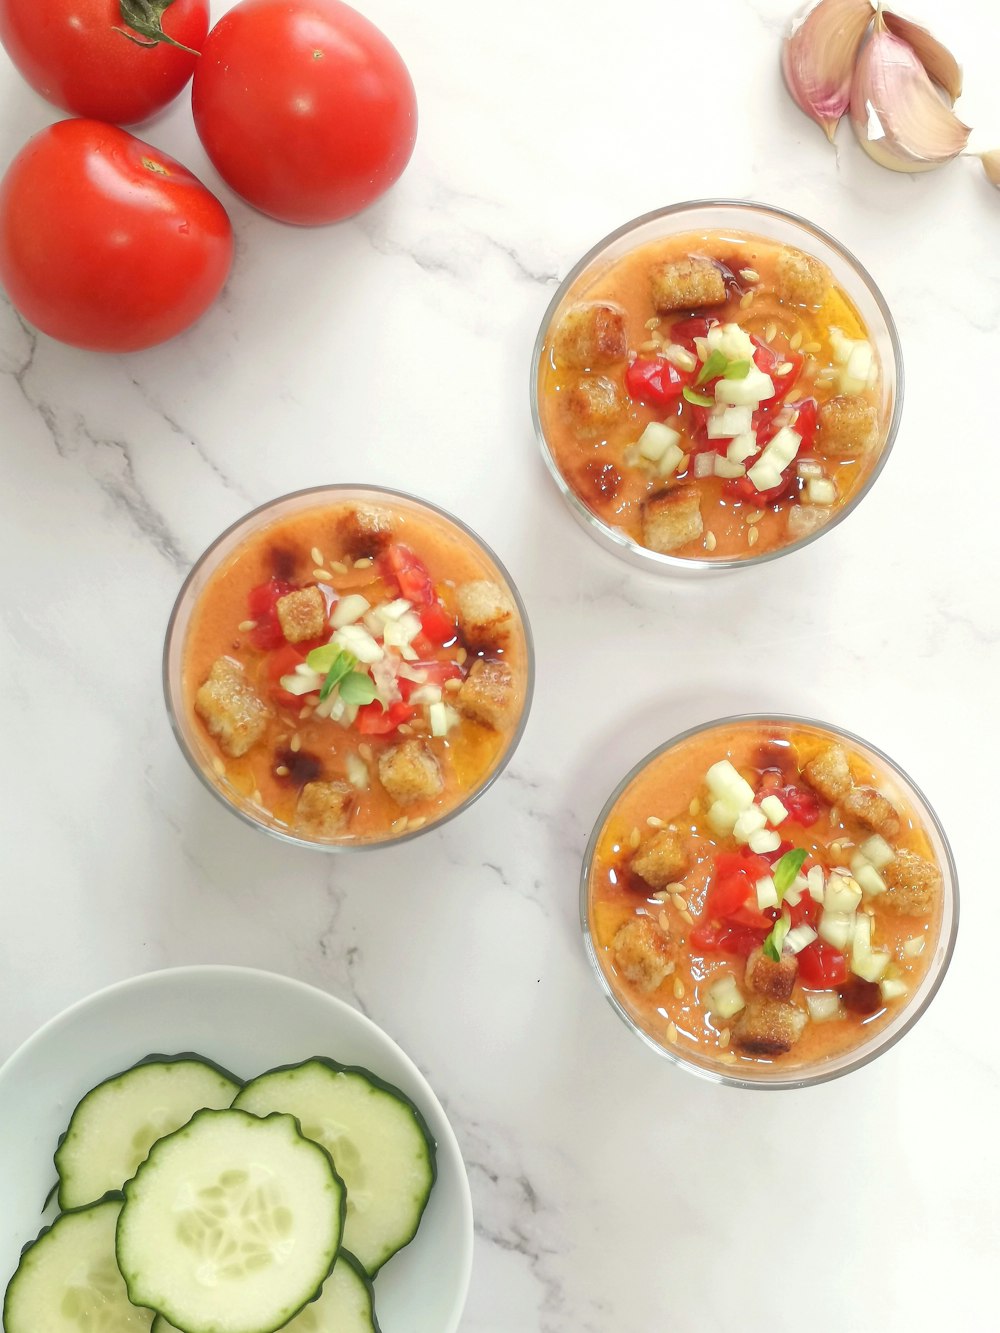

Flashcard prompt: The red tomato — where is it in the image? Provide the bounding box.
[0,0,207,123]
[419,602,457,646]
[354,700,414,736]
[797,941,848,987]
[247,578,294,650]
[0,120,233,352]
[625,357,689,405]
[787,893,819,928]
[378,545,435,605]
[266,643,307,707]
[191,0,417,225]
[668,316,712,348]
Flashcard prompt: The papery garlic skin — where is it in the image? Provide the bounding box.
[882,10,963,104]
[980,150,1000,190]
[782,0,875,142]
[849,13,971,172]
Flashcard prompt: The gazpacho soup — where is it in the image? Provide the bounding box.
[585,718,954,1082]
[167,489,531,847]
[538,222,892,563]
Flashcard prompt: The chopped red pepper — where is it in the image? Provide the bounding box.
[625,357,690,406]
[247,578,294,651]
[378,545,435,606]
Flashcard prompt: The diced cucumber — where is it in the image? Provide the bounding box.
[116,1108,345,1333]
[150,1250,379,1333]
[232,1057,436,1276]
[3,1195,153,1333]
[56,1052,243,1210]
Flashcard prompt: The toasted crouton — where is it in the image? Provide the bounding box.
[295,781,353,838]
[843,786,901,839]
[630,829,689,890]
[456,580,515,652]
[276,586,326,643]
[786,503,830,543]
[336,505,394,558]
[455,659,516,732]
[650,256,726,314]
[803,743,853,804]
[641,486,703,554]
[880,849,941,916]
[378,739,443,805]
[564,375,623,436]
[553,302,627,369]
[612,918,675,994]
[773,247,829,307]
[745,947,798,1002]
[195,657,271,759]
[732,998,807,1056]
[818,395,879,457]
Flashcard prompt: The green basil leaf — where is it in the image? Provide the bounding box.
[695,348,728,386]
[762,912,791,963]
[723,358,751,379]
[317,650,357,703]
[773,848,809,901]
[682,386,714,407]
[339,672,378,706]
[306,643,340,674]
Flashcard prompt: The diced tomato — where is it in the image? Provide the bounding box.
[724,467,798,506]
[691,921,766,958]
[668,316,712,349]
[625,357,689,406]
[411,659,463,685]
[787,395,818,445]
[773,784,821,827]
[787,894,819,928]
[265,643,308,708]
[771,352,805,402]
[247,578,294,651]
[419,600,457,646]
[702,851,772,921]
[354,700,415,736]
[750,334,778,374]
[797,940,848,987]
[378,545,435,605]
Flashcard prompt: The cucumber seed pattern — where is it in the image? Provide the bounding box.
[175,1169,296,1284]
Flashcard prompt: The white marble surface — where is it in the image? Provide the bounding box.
[2,0,999,1328]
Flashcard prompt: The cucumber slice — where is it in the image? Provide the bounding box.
[150,1250,379,1333]
[116,1109,345,1333]
[56,1053,243,1210]
[232,1058,436,1276]
[3,1195,153,1333]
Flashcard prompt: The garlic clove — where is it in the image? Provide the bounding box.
[849,10,971,172]
[979,150,1000,189]
[782,0,875,141]
[882,9,963,104]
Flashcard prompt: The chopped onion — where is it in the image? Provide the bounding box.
[746,460,782,491]
[759,794,788,826]
[346,753,369,790]
[824,874,863,914]
[749,828,781,854]
[733,804,768,844]
[706,761,755,811]
[796,459,824,479]
[663,343,697,373]
[880,977,908,1002]
[818,909,854,950]
[784,924,817,954]
[855,863,887,897]
[429,701,450,737]
[715,367,775,407]
[852,949,889,983]
[859,834,895,870]
[637,421,681,462]
[756,874,779,910]
[693,452,715,479]
[714,455,746,479]
[409,683,442,706]
[806,478,837,506]
[707,404,753,439]
[707,799,739,836]
[332,623,383,664]
[659,443,686,478]
[279,672,322,697]
[727,432,758,464]
[806,865,826,902]
[330,594,370,629]
[806,992,843,1023]
[903,935,926,958]
[706,322,755,363]
[704,973,746,1020]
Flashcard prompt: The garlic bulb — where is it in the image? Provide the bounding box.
[849,10,970,172]
[782,0,875,141]
[882,9,962,104]
[980,150,1000,190]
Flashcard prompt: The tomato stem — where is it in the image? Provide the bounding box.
[115,0,201,55]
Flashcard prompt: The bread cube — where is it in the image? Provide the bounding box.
[378,739,443,805]
[650,256,726,314]
[630,829,689,890]
[195,657,271,758]
[773,247,829,307]
[803,743,853,804]
[843,785,901,839]
[336,505,394,558]
[818,395,879,457]
[745,947,798,1002]
[295,781,353,838]
[641,486,703,554]
[553,302,627,369]
[611,918,674,994]
[880,849,941,916]
[564,375,624,436]
[455,659,516,732]
[732,998,807,1056]
[276,586,327,643]
[456,580,515,652]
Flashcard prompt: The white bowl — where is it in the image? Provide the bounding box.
[0,965,474,1333]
